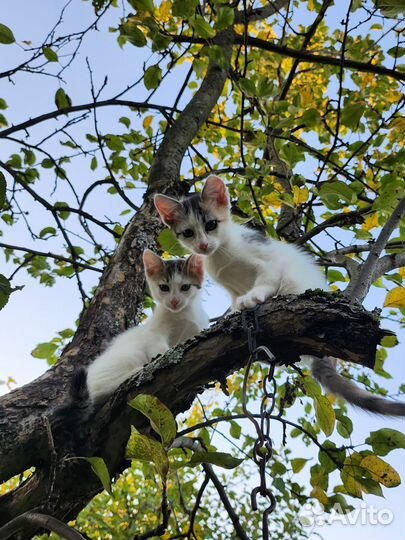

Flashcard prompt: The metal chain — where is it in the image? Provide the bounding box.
[241,309,277,540]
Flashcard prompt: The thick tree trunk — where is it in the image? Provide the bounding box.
[0,294,381,537]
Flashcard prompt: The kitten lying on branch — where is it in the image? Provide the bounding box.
[154,176,405,416]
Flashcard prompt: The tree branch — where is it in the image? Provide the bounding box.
[372,252,405,282]
[346,198,405,302]
[147,29,234,193]
[167,34,405,82]
[0,511,86,540]
[0,100,180,139]
[0,242,103,273]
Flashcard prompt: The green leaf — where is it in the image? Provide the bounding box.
[314,395,336,436]
[43,47,59,62]
[341,102,365,130]
[279,143,305,168]
[39,227,57,239]
[238,77,256,97]
[126,426,169,480]
[22,149,36,166]
[187,451,243,469]
[341,467,363,498]
[54,202,70,220]
[173,0,198,18]
[291,458,308,473]
[191,15,216,39]
[0,23,15,45]
[310,464,329,490]
[90,156,98,171]
[0,171,6,209]
[301,375,322,398]
[128,394,177,447]
[121,20,147,47]
[366,428,405,456]
[105,135,124,152]
[216,6,235,29]
[31,342,58,360]
[229,420,241,439]
[158,229,188,256]
[336,414,353,439]
[55,88,72,110]
[128,0,155,13]
[302,108,321,128]
[81,457,112,495]
[319,181,357,208]
[41,158,54,169]
[119,116,131,129]
[375,0,405,17]
[144,64,162,90]
[0,274,11,310]
[380,334,398,348]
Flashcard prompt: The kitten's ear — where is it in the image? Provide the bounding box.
[154,194,183,225]
[201,176,229,207]
[186,254,205,284]
[143,249,164,278]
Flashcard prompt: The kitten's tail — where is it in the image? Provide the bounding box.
[52,367,93,434]
[311,356,405,416]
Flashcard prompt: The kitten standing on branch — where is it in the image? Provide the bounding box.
[86,250,209,401]
[154,176,405,416]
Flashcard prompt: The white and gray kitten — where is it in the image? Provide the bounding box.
[154,176,405,416]
[86,250,209,401]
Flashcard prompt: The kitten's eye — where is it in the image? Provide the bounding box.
[182,229,194,238]
[205,220,218,232]
[159,284,170,292]
[181,284,191,292]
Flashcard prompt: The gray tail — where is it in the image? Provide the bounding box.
[52,367,94,437]
[311,357,405,417]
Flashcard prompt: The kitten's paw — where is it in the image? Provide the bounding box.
[235,289,266,310]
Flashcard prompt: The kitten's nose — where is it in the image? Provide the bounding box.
[199,242,208,253]
[170,297,179,308]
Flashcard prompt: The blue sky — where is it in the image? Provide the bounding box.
[0,1,404,539]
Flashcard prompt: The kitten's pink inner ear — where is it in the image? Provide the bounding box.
[154,194,182,225]
[143,250,163,277]
[202,176,229,207]
[187,255,204,282]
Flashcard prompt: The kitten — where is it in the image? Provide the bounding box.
[86,250,209,401]
[154,176,405,416]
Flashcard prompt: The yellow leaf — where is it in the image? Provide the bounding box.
[143,115,153,129]
[292,185,309,205]
[362,212,379,231]
[308,0,316,11]
[360,455,401,488]
[398,267,405,279]
[384,286,405,308]
[314,395,336,436]
[389,116,405,131]
[263,189,283,209]
[155,0,172,22]
[310,486,329,504]
[300,86,313,106]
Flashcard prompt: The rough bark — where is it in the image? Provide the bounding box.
[0,294,383,537]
